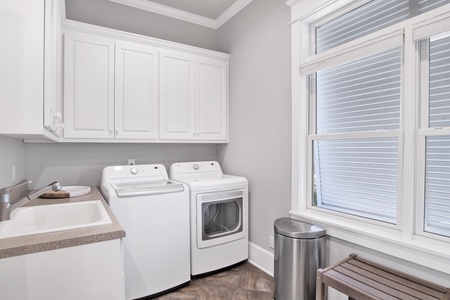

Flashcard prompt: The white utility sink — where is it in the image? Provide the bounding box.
[0,200,111,239]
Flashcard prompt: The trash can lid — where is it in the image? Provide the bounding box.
[274,217,326,239]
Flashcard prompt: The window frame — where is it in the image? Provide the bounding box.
[289,0,450,275]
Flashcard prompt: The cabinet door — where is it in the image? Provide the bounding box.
[159,50,196,140]
[115,41,159,139]
[43,0,62,136]
[0,0,44,134]
[64,31,115,139]
[196,57,228,141]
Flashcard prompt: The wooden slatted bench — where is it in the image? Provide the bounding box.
[316,254,450,300]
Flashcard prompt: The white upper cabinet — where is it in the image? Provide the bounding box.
[0,0,62,141]
[62,21,229,143]
[64,33,159,141]
[115,41,159,140]
[159,52,228,142]
[159,51,196,140]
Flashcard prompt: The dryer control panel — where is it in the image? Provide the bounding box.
[170,161,222,179]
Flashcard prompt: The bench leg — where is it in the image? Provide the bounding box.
[316,269,326,300]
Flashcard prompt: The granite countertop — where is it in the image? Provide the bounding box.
[0,187,125,259]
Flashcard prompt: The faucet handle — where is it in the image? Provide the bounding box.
[0,179,31,203]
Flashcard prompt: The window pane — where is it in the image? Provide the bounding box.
[316,48,401,134]
[420,0,450,13]
[429,36,450,129]
[313,138,398,223]
[316,0,450,54]
[425,136,450,237]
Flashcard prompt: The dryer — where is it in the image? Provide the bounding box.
[170,161,248,276]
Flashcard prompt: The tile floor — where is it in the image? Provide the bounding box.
[154,261,275,300]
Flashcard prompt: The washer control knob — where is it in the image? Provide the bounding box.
[130,167,138,175]
[193,164,199,170]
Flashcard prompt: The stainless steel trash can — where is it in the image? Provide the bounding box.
[273,217,326,300]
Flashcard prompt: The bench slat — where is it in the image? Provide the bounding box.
[345,260,444,299]
[348,259,446,298]
[334,265,427,300]
[322,269,398,300]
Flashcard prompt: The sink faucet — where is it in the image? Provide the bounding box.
[0,180,61,222]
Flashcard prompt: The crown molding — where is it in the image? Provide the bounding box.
[216,0,253,28]
[109,0,253,29]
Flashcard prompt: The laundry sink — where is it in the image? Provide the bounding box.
[0,200,111,239]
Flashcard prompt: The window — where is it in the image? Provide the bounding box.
[289,0,450,270]
[312,47,401,223]
[418,33,450,238]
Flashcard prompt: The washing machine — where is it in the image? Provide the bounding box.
[170,161,248,276]
[101,164,190,300]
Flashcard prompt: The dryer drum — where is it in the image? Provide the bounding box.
[202,198,243,240]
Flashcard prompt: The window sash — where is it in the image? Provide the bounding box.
[311,136,399,223]
[301,30,403,76]
[416,31,450,239]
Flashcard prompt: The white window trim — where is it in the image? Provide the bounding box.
[287,0,450,275]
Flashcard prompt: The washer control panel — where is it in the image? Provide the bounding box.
[170,161,222,179]
[102,164,169,179]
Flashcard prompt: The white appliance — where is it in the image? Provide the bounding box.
[100,164,190,300]
[170,161,248,276]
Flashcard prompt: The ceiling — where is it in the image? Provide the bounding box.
[109,0,253,29]
[148,0,240,20]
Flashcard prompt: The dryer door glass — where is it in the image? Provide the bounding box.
[202,197,243,240]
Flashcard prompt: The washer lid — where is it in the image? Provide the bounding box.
[274,217,326,239]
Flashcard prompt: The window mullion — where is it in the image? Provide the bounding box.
[400,25,418,238]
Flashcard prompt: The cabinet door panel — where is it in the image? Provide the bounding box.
[197,57,228,141]
[0,0,44,134]
[64,32,114,138]
[159,51,195,140]
[115,41,159,139]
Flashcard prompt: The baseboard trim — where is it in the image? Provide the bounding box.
[248,242,274,276]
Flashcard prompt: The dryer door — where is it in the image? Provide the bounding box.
[196,189,246,249]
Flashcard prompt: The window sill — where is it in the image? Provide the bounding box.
[290,209,450,275]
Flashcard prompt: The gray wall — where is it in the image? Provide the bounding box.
[24,143,216,189]
[217,0,292,252]
[0,136,25,188]
[65,0,218,51]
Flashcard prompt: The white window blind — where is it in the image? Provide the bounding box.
[316,0,450,54]
[309,0,416,224]
[425,136,450,237]
[316,0,409,53]
[424,35,450,238]
[429,36,450,129]
[311,47,401,223]
[316,48,401,134]
[419,0,450,13]
[313,138,398,223]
